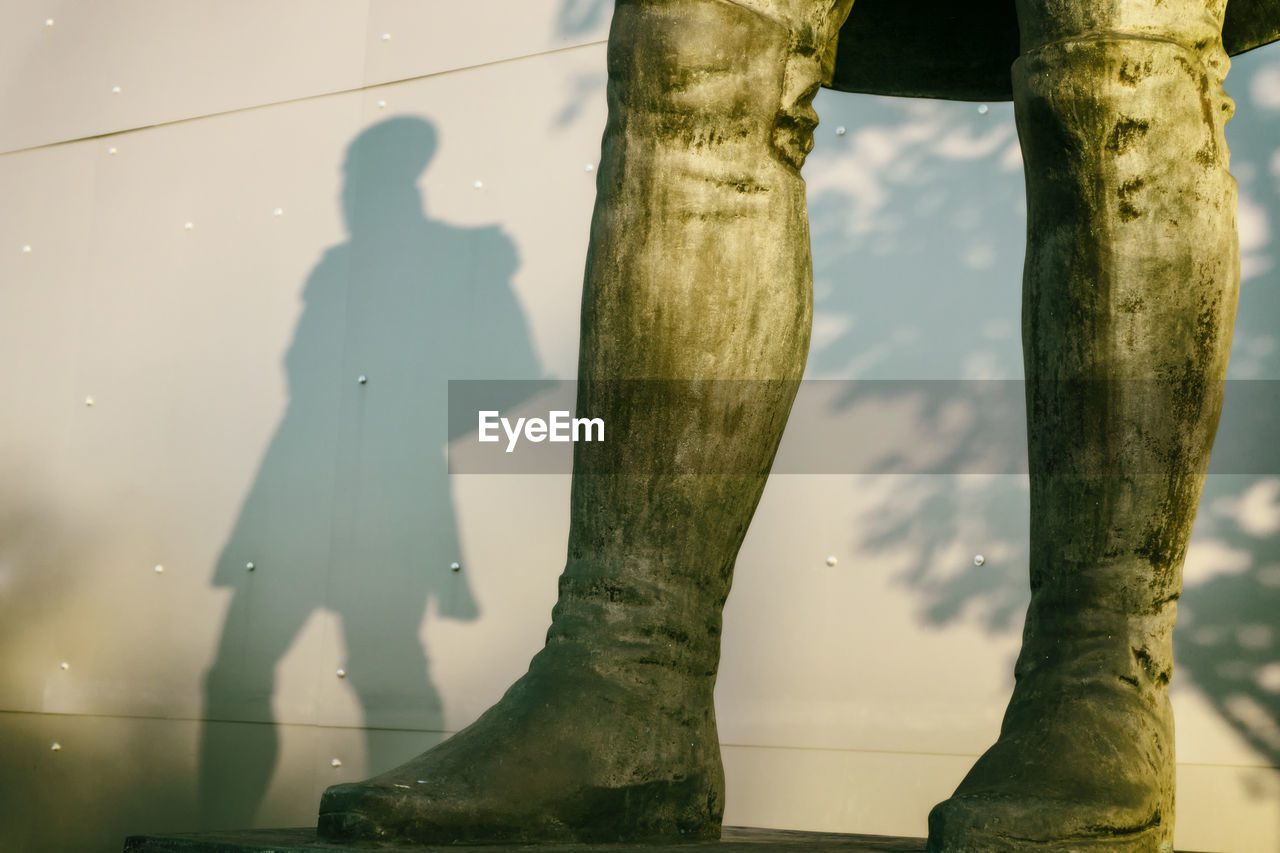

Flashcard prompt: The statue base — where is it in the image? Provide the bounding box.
[123,826,927,852]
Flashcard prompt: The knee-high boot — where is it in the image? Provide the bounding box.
[317,0,852,844]
[928,2,1238,850]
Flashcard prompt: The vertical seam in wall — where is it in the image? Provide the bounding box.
[311,0,379,744]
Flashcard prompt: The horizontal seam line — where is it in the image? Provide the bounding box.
[722,741,1280,769]
[0,708,458,735]
[7,710,1278,771]
[723,742,978,759]
[0,39,606,158]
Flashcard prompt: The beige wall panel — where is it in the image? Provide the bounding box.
[0,710,448,851]
[1,0,612,154]
[0,0,369,154]
[0,95,364,722]
[425,473,571,729]
[718,474,1025,757]
[1175,762,1280,852]
[2,710,1270,852]
[201,714,448,834]
[1,5,1276,849]
[721,745,974,839]
[0,143,101,715]
[1175,475,1280,773]
[714,471,1280,766]
[363,0,611,92]
[0,144,95,478]
[0,711,199,852]
[4,41,606,733]
[722,743,1280,853]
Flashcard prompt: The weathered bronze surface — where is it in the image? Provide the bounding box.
[316,0,1252,848]
[928,0,1239,848]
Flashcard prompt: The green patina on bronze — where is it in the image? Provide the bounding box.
[317,0,1256,848]
[927,2,1240,849]
[926,3,1244,845]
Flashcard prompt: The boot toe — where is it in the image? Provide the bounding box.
[317,782,397,841]
[928,790,1170,853]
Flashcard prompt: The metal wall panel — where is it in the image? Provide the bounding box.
[363,0,613,90]
[2,95,367,725]
[717,474,1025,758]
[6,714,1275,852]
[721,744,1280,852]
[1,0,611,154]
[1,141,99,718]
[1,38,606,730]
[1,4,1277,852]
[0,710,448,851]
[0,0,369,153]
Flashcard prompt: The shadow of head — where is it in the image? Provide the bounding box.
[342,116,439,234]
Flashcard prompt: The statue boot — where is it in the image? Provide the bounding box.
[928,2,1239,850]
[318,0,852,844]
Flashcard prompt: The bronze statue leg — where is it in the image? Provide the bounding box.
[317,0,852,843]
[928,1,1238,850]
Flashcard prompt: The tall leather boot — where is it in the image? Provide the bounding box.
[318,0,852,843]
[928,2,1238,850]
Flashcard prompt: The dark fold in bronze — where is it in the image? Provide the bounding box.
[828,0,1280,101]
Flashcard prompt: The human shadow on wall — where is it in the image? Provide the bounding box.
[198,116,541,828]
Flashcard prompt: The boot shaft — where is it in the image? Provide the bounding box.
[550,0,855,690]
